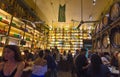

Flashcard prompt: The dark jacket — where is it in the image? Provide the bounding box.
[44,55,57,70]
[75,54,88,77]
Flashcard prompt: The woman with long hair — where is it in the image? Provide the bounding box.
[0,45,25,77]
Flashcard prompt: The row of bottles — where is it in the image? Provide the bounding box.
[0,8,44,50]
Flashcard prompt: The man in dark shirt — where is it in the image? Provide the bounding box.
[75,48,88,77]
[44,49,57,77]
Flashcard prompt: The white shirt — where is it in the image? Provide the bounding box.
[101,57,110,65]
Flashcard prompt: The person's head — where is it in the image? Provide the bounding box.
[63,50,66,55]
[80,48,87,55]
[91,54,102,66]
[75,49,80,54]
[45,49,51,55]
[3,45,23,62]
[68,50,71,53]
[90,54,102,73]
[98,52,104,57]
[113,51,119,58]
[23,50,29,55]
[38,50,44,58]
[104,52,110,56]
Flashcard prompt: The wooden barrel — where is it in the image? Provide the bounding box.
[109,2,120,21]
[102,15,111,28]
[110,26,120,48]
[102,32,110,48]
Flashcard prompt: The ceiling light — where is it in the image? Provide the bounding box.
[93,2,96,5]
[105,14,109,17]
[93,0,96,5]
[89,15,93,20]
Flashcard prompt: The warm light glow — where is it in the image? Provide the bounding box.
[1,37,6,43]
[80,44,83,47]
[80,39,83,42]
[82,24,87,30]
[80,36,83,39]
[107,37,110,44]
[35,30,40,34]
[80,26,83,30]
[21,52,25,55]
[0,9,11,17]
[88,37,92,39]
[105,14,109,17]
[93,0,96,5]
[0,48,3,56]
[13,17,24,25]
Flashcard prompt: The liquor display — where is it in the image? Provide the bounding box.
[48,28,92,52]
[0,8,43,56]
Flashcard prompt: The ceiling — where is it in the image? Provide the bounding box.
[25,0,113,29]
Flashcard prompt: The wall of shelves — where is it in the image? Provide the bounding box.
[0,8,44,56]
[48,28,84,52]
[0,0,49,56]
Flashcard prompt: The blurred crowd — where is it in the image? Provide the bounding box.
[0,45,120,77]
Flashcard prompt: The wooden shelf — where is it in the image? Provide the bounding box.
[0,9,43,50]
[0,9,11,18]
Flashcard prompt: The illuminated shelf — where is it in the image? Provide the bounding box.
[0,9,41,48]
[11,26,24,34]
[48,29,83,51]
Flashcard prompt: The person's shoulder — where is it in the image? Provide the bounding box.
[101,64,109,70]
[19,61,25,64]
[77,54,86,58]
[0,62,5,67]
[0,62,5,69]
[0,62,4,65]
[43,59,47,62]
[101,64,111,74]
[34,58,40,62]
[34,58,43,65]
[17,61,25,68]
[41,59,47,66]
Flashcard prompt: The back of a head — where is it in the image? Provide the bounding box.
[39,50,44,58]
[91,54,103,73]
[80,48,87,55]
[91,54,102,65]
[75,49,79,54]
[81,48,87,52]
[45,49,50,54]
[23,50,29,54]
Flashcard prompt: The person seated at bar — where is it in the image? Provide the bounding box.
[0,45,25,77]
[87,54,111,77]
